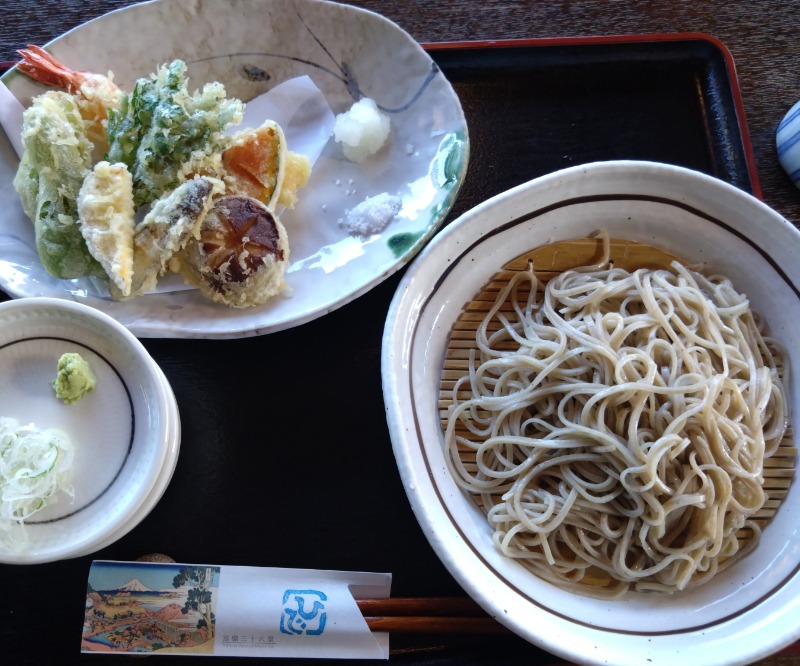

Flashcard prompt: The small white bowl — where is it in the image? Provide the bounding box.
[0,298,180,563]
[81,359,181,557]
[382,161,800,666]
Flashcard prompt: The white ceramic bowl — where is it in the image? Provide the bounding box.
[0,0,468,338]
[382,161,800,666]
[81,359,181,557]
[0,298,180,563]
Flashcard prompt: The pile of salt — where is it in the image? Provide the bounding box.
[339,192,402,237]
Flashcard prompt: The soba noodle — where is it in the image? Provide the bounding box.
[444,235,789,597]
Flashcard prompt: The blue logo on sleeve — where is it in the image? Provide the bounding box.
[279,589,328,636]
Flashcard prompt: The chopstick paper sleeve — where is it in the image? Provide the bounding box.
[81,560,391,659]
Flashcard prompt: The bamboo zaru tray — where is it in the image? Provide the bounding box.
[438,236,796,590]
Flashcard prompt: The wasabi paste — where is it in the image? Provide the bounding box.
[52,353,96,404]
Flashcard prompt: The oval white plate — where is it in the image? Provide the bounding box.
[382,161,800,666]
[0,0,468,338]
[0,298,176,563]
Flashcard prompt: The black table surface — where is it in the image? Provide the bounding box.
[1,2,800,666]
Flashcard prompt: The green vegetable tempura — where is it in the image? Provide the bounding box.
[52,352,97,404]
[106,60,244,207]
[12,91,105,279]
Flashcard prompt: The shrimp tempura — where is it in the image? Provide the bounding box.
[16,45,121,152]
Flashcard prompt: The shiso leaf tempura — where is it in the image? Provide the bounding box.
[106,60,244,207]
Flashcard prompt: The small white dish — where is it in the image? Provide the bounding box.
[82,360,180,557]
[382,161,800,666]
[0,0,468,338]
[0,298,178,564]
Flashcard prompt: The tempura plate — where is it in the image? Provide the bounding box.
[0,0,468,338]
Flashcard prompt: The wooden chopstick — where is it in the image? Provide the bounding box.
[356,597,509,634]
[357,596,487,617]
[357,597,800,666]
[362,615,509,634]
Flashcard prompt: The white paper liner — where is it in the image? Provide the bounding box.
[0,81,24,159]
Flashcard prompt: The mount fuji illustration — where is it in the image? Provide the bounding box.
[113,578,153,593]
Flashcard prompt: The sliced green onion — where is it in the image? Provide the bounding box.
[0,417,74,549]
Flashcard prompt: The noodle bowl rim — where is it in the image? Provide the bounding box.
[383,160,800,665]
